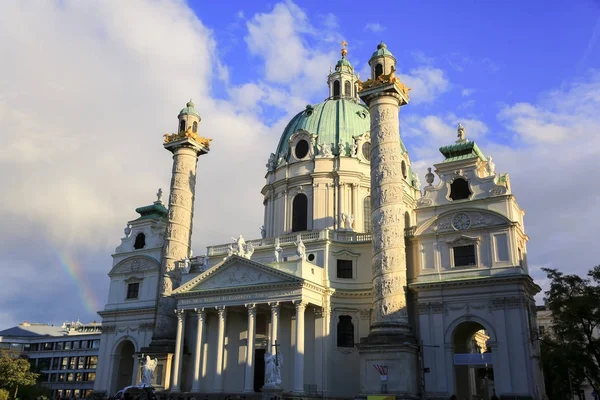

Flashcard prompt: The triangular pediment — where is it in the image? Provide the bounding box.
[172,255,302,295]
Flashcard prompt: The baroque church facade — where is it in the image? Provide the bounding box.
[93,43,546,400]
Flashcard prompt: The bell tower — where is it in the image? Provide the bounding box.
[357,43,419,398]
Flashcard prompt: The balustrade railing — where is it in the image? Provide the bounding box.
[206,229,372,255]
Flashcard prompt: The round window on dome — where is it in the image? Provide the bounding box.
[295,140,309,159]
[362,142,371,160]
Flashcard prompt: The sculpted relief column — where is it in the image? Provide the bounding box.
[152,101,210,344]
[367,93,410,334]
[357,43,418,396]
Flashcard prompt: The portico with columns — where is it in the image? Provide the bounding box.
[168,255,331,394]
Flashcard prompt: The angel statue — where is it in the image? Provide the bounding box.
[294,239,307,261]
[264,352,283,388]
[140,355,158,387]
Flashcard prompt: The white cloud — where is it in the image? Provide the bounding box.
[0,0,276,327]
[461,88,477,97]
[245,2,313,83]
[400,67,450,104]
[364,23,386,33]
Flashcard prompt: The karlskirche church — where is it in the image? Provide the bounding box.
[93,42,546,400]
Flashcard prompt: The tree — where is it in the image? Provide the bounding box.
[543,265,600,394]
[0,350,38,398]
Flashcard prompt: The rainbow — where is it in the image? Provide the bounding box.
[55,249,100,315]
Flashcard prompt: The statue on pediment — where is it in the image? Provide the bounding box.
[274,244,283,263]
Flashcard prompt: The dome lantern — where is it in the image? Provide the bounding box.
[177,99,201,134]
[328,40,359,101]
[368,41,397,80]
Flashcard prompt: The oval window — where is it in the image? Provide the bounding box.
[401,160,408,179]
[362,142,371,160]
[295,140,309,159]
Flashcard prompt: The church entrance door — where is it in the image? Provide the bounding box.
[254,349,266,392]
[452,322,495,400]
[112,340,135,394]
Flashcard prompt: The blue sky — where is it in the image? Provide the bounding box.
[0,0,598,328]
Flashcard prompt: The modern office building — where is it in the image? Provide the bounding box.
[0,321,101,399]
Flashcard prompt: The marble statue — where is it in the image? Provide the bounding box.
[277,151,287,166]
[345,213,355,230]
[140,355,158,387]
[124,223,132,238]
[266,153,277,172]
[226,244,235,260]
[295,239,307,261]
[457,123,465,141]
[274,245,283,263]
[350,141,358,157]
[338,140,345,156]
[318,142,333,158]
[244,242,255,259]
[486,156,496,176]
[199,256,209,272]
[181,257,191,274]
[412,172,422,190]
[156,188,163,203]
[264,352,282,387]
[233,235,246,252]
[260,225,267,239]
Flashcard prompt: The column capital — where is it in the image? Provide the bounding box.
[268,301,280,313]
[293,300,307,312]
[215,305,227,318]
[194,307,206,319]
[174,309,185,320]
[245,303,257,316]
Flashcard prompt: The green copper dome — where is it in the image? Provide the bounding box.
[371,42,395,60]
[178,100,200,118]
[336,56,353,70]
[275,98,370,156]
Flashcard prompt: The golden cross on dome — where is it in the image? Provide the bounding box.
[341,40,348,57]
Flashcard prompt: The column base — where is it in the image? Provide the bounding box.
[261,385,283,400]
[358,333,420,398]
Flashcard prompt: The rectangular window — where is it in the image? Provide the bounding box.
[86,356,98,369]
[69,357,76,369]
[127,282,140,299]
[37,358,51,370]
[75,373,82,382]
[52,358,60,370]
[58,373,65,382]
[78,356,85,369]
[54,342,63,351]
[91,340,100,349]
[61,357,68,370]
[72,341,80,350]
[43,342,54,351]
[67,373,74,382]
[336,259,353,279]
[83,372,96,382]
[63,341,71,350]
[495,234,509,262]
[453,245,476,267]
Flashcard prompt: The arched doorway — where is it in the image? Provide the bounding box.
[452,321,495,400]
[112,340,135,394]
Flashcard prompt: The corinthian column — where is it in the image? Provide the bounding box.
[153,132,209,341]
[365,93,410,335]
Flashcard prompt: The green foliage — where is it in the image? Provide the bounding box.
[0,350,39,398]
[543,265,600,395]
[0,389,9,400]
